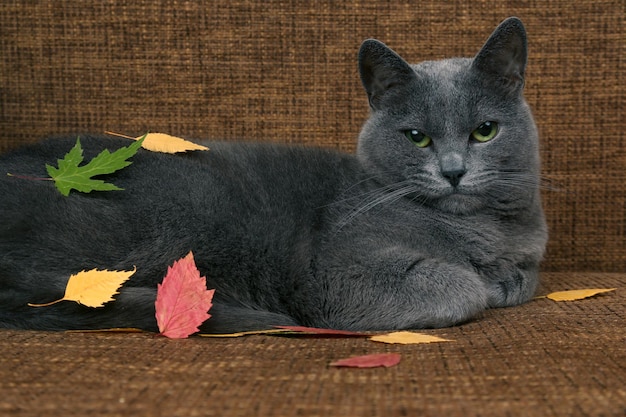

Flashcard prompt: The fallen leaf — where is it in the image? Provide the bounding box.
[273,325,369,337]
[139,132,209,153]
[46,136,144,196]
[105,131,209,153]
[370,331,453,345]
[28,267,136,308]
[198,329,290,338]
[330,353,401,368]
[66,328,145,334]
[545,288,617,302]
[155,251,215,339]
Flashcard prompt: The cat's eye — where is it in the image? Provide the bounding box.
[471,121,498,142]
[404,129,432,148]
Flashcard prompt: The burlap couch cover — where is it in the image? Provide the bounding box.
[1,1,624,416]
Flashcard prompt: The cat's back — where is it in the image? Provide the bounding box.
[0,135,359,233]
[0,135,360,285]
[1,135,357,193]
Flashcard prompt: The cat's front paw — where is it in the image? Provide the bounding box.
[397,259,490,329]
[481,263,539,307]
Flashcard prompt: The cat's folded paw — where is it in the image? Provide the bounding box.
[387,259,490,329]
[421,262,490,328]
[482,264,539,308]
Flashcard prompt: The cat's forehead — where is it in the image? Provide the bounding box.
[411,58,473,83]
[405,58,479,111]
[394,57,511,131]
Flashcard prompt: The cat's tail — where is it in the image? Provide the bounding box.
[0,287,159,331]
[0,287,299,334]
[198,302,299,334]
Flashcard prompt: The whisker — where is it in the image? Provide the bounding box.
[474,169,564,193]
[322,180,401,208]
[538,175,571,193]
[333,181,421,231]
[319,169,409,208]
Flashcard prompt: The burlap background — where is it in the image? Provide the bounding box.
[1,1,624,272]
[1,1,625,272]
[1,2,625,417]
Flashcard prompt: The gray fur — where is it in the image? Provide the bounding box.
[0,17,546,332]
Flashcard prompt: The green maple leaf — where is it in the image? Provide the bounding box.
[46,135,145,196]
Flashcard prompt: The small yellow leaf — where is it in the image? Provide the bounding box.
[29,267,136,308]
[370,331,453,345]
[137,133,209,153]
[105,131,209,153]
[545,288,617,302]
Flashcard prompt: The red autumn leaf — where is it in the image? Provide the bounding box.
[155,251,215,339]
[273,325,369,337]
[330,353,401,368]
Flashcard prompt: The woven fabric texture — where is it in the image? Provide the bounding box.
[2,272,625,417]
[0,1,624,272]
[1,2,625,416]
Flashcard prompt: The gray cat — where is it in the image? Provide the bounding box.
[0,17,546,333]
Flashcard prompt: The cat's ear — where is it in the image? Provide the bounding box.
[472,17,528,92]
[358,40,417,110]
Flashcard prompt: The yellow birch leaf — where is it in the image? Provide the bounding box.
[29,267,136,308]
[545,288,617,302]
[137,133,209,153]
[105,131,209,153]
[370,331,453,345]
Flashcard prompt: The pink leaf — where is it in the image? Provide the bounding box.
[330,353,401,368]
[273,325,369,337]
[155,251,215,339]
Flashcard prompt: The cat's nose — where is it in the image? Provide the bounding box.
[442,168,466,187]
[440,153,466,187]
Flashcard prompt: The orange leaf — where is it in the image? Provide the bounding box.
[330,353,401,368]
[545,288,617,301]
[28,267,136,308]
[155,251,214,339]
[370,331,453,345]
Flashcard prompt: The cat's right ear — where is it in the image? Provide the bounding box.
[358,40,417,110]
[472,17,528,93]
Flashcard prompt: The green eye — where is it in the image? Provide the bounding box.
[404,129,432,148]
[471,121,498,142]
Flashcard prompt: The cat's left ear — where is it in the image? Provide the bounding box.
[472,17,528,92]
[358,39,417,110]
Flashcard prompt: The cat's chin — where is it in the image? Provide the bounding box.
[432,194,484,215]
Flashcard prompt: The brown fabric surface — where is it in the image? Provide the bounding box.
[1,4,624,416]
[0,1,624,272]
[1,272,624,417]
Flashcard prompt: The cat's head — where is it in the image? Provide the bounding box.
[356,17,541,215]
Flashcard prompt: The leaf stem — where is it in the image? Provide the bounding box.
[28,298,64,307]
[7,173,53,181]
[104,131,136,140]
